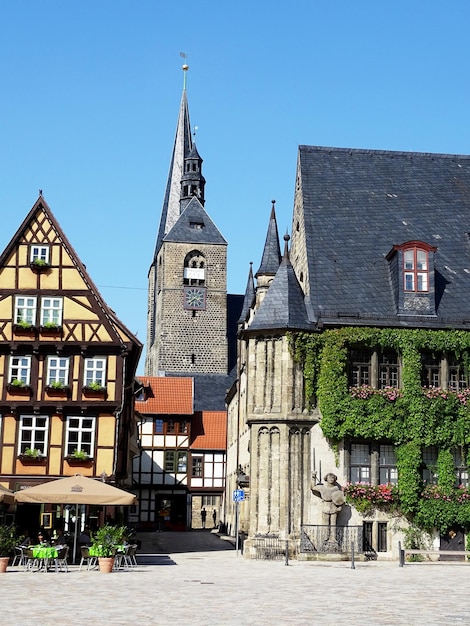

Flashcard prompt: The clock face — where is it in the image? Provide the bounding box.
[183,286,206,310]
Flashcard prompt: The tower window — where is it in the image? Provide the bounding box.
[183,250,206,285]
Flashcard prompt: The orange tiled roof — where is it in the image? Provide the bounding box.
[190,411,227,450]
[136,376,193,415]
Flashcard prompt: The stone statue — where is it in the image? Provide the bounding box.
[311,472,345,544]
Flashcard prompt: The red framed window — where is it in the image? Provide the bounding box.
[403,247,429,292]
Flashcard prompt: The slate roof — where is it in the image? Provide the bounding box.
[163,197,226,245]
[238,263,255,324]
[136,376,193,415]
[297,146,470,329]
[190,411,227,450]
[255,201,281,277]
[153,89,193,260]
[249,236,311,331]
[170,372,234,411]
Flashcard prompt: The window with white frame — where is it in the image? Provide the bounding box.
[66,416,95,457]
[40,297,63,326]
[379,445,398,484]
[350,443,371,483]
[18,415,49,455]
[30,245,50,264]
[192,455,203,477]
[84,357,106,387]
[14,296,37,325]
[9,355,32,385]
[46,356,69,386]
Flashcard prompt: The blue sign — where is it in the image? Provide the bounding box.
[233,489,245,502]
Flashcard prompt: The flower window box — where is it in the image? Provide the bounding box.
[30,260,51,273]
[7,382,32,395]
[45,385,70,397]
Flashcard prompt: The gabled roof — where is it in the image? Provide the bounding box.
[163,197,227,245]
[255,201,281,277]
[136,376,193,415]
[0,196,142,355]
[297,146,470,328]
[249,236,311,331]
[190,411,227,450]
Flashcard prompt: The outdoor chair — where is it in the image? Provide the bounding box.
[12,546,27,568]
[55,545,69,572]
[79,545,97,571]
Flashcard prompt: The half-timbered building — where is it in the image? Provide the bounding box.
[0,196,141,532]
[133,376,226,530]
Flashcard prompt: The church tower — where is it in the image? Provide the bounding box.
[145,65,228,376]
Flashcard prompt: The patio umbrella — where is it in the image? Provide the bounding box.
[15,474,137,561]
[0,484,14,505]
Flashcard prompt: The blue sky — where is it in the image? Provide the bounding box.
[1,1,469,373]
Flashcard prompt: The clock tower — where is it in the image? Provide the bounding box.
[145,67,228,376]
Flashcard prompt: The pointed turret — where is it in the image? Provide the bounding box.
[153,65,193,261]
[255,200,282,307]
[238,262,255,325]
[180,142,206,213]
[256,200,281,279]
[249,234,311,331]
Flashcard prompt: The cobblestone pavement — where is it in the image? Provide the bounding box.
[2,531,470,626]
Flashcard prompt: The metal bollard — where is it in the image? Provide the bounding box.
[351,541,355,569]
[285,540,289,566]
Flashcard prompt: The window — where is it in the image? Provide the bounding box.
[378,351,399,389]
[18,415,48,455]
[15,296,37,325]
[66,416,95,457]
[202,495,218,507]
[40,298,63,326]
[422,446,438,484]
[451,447,468,487]
[9,356,32,385]
[192,456,203,477]
[377,522,388,552]
[421,353,440,387]
[30,245,50,264]
[84,358,106,387]
[379,445,398,484]
[448,357,468,391]
[350,350,371,387]
[183,250,205,285]
[350,443,371,482]
[46,356,69,386]
[154,419,190,435]
[164,451,187,473]
[404,248,428,292]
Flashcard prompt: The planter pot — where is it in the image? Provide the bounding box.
[98,557,115,573]
[19,454,47,465]
[0,557,10,573]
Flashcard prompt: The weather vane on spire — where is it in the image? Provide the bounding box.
[180,52,189,89]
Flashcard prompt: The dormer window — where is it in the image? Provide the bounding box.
[404,248,428,292]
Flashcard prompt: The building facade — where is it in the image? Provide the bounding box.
[226,146,470,559]
[0,196,141,532]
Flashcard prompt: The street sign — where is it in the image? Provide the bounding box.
[233,489,245,502]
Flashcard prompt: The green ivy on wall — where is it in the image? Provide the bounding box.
[289,327,470,532]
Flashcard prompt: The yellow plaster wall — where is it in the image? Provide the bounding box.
[0,295,12,317]
[50,416,64,446]
[48,448,62,474]
[3,416,17,444]
[97,416,116,446]
[61,268,88,289]
[64,297,98,320]
[1,447,15,474]
[95,449,114,475]
[18,268,38,290]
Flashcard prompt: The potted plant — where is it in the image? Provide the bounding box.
[66,449,92,465]
[13,319,35,332]
[30,258,51,271]
[45,380,69,396]
[40,321,61,332]
[19,447,45,463]
[83,381,107,397]
[0,524,22,573]
[90,524,125,573]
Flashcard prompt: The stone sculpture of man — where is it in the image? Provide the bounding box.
[311,472,345,543]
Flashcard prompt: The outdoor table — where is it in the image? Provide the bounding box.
[31,545,59,572]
